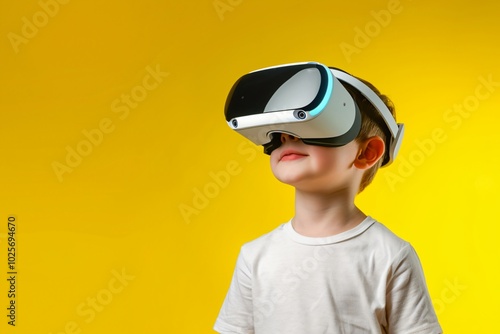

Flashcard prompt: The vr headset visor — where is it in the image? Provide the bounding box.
[224,62,404,166]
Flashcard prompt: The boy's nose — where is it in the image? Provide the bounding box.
[280,133,299,143]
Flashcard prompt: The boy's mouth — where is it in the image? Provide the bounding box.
[279,150,308,161]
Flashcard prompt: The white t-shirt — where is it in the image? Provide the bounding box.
[214,217,442,334]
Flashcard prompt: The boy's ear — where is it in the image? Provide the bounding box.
[353,136,385,170]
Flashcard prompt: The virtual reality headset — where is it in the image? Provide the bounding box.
[224,62,404,166]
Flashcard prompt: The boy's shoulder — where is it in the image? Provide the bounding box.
[365,218,410,248]
[363,219,414,260]
[240,222,288,252]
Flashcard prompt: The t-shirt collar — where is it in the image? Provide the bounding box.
[283,216,376,245]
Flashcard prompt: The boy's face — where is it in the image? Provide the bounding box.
[269,133,362,193]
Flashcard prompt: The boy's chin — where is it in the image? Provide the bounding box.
[274,176,322,192]
[272,170,308,187]
[275,176,353,195]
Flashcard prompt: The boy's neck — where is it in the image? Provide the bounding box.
[292,188,366,238]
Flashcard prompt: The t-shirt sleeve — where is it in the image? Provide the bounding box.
[386,243,443,334]
[214,248,254,334]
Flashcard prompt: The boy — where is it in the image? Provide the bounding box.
[214,62,442,333]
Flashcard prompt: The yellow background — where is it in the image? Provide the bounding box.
[1,0,499,332]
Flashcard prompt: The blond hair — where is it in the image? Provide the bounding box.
[343,77,396,192]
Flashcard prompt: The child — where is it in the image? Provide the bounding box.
[214,62,442,333]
